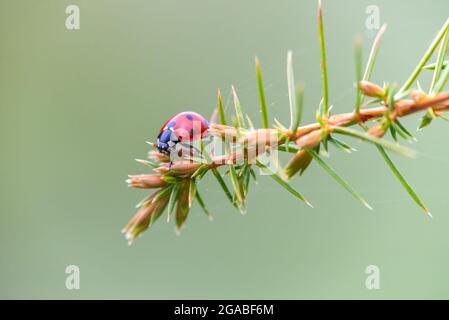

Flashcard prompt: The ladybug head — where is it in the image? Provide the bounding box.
[156,129,178,155]
[156,142,170,154]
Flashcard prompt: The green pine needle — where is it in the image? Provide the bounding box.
[212,168,236,208]
[398,18,449,96]
[318,0,330,116]
[166,184,180,222]
[388,84,397,112]
[135,158,159,168]
[435,60,449,93]
[246,114,255,130]
[328,136,356,153]
[307,149,372,210]
[376,146,430,216]
[195,190,212,220]
[424,60,448,70]
[217,89,227,125]
[293,83,305,131]
[278,144,300,153]
[393,119,417,142]
[364,24,387,83]
[188,179,197,208]
[332,126,415,157]
[287,51,297,129]
[232,86,246,129]
[356,24,387,108]
[228,164,245,211]
[150,187,173,225]
[439,112,449,122]
[418,108,436,130]
[430,26,449,94]
[199,139,236,209]
[354,35,363,115]
[255,57,269,128]
[256,160,312,208]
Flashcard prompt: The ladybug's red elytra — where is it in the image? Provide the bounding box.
[156,111,210,155]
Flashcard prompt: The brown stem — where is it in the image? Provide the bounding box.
[156,91,449,176]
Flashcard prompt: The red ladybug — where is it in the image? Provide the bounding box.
[156,111,210,155]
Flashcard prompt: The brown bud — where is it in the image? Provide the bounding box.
[359,80,385,98]
[285,149,313,178]
[175,182,190,234]
[241,129,280,147]
[122,205,153,241]
[411,90,427,103]
[154,162,201,176]
[148,150,170,163]
[126,174,167,189]
[367,124,387,138]
[296,130,323,149]
[122,190,170,244]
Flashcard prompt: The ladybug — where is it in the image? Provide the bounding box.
[156,111,210,155]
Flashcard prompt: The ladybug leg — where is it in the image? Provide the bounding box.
[168,144,178,168]
[165,131,180,166]
[205,135,214,152]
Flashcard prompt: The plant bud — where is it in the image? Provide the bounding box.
[359,80,385,98]
[148,150,170,163]
[126,174,167,189]
[368,123,387,138]
[411,90,427,103]
[122,190,170,244]
[285,149,313,178]
[154,162,201,176]
[175,182,190,234]
[296,130,323,149]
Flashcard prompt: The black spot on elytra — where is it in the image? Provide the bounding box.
[167,120,176,128]
[186,114,193,120]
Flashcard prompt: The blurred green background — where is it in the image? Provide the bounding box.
[1,0,449,299]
